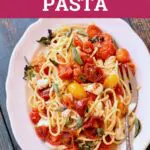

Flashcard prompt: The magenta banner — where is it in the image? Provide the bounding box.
[0,0,150,18]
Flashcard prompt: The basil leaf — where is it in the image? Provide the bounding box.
[52,83,60,96]
[66,28,72,37]
[77,30,88,37]
[97,128,104,137]
[134,118,141,138]
[23,65,35,80]
[72,47,83,65]
[49,59,59,67]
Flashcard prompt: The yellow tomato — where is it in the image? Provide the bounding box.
[68,81,87,100]
[104,74,119,88]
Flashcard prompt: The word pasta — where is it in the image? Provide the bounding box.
[43,0,108,12]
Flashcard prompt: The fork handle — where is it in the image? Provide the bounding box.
[125,114,132,150]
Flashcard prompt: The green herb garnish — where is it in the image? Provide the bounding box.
[52,83,60,96]
[77,30,87,37]
[134,118,141,138]
[49,59,59,67]
[37,29,54,46]
[97,128,104,137]
[66,28,72,37]
[72,47,83,65]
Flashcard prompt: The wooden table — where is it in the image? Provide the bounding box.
[0,19,149,150]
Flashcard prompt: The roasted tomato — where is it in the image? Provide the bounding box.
[35,126,49,141]
[83,63,104,83]
[116,48,131,63]
[87,24,102,38]
[74,98,88,117]
[96,42,116,60]
[73,35,83,49]
[83,41,94,54]
[30,109,41,124]
[80,52,94,64]
[58,65,73,80]
[38,88,50,101]
[86,92,97,101]
[62,95,74,108]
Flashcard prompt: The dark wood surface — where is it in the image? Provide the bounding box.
[0,19,149,150]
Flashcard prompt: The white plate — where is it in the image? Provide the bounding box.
[6,19,150,150]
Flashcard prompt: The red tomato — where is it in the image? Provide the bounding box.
[46,133,62,145]
[35,126,49,141]
[58,65,73,80]
[87,25,102,38]
[38,88,50,101]
[34,65,41,73]
[61,132,73,146]
[74,98,88,117]
[73,35,83,49]
[62,95,74,108]
[80,52,94,64]
[30,109,41,124]
[116,49,130,63]
[44,67,49,75]
[115,84,123,96]
[99,142,110,150]
[83,63,104,83]
[96,42,116,60]
[83,41,94,54]
[86,92,97,101]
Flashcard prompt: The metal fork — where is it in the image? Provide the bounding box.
[119,65,138,150]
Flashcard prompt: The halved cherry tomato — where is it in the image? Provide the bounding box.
[96,42,116,60]
[83,63,104,83]
[116,48,130,63]
[58,65,73,80]
[62,95,74,108]
[44,67,49,75]
[86,92,97,101]
[80,52,94,64]
[73,35,83,49]
[83,41,94,54]
[74,98,88,117]
[35,126,49,141]
[30,109,41,124]
[87,24,102,38]
[98,142,111,150]
[38,88,50,101]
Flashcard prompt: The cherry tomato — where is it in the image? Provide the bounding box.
[96,42,116,60]
[80,52,94,64]
[62,95,74,108]
[98,142,111,150]
[83,63,104,83]
[29,109,41,124]
[83,41,94,54]
[115,84,123,96]
[58,65,73,80]
[116,48,131,63]
[86,92,97,101]
[44,67,49,75]
[38,88,50,101]
[35,126,49,141]
[73,35,83,49]
[74,98,88,117]
[87,24,102,38]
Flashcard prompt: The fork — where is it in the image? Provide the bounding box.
[119,65,138,150]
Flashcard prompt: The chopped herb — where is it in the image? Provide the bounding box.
[134,118,141,138]
[37,29,54,46]
[66,28,72,37]
[49,59,59,67]
[78,75,87,83]
[89,36,100,43]
[77,30,88,37]
[52,83,60,96]
[97,128,104,137]
[23,65,35,80]
[75,117,83,129]
[72,47,83,65]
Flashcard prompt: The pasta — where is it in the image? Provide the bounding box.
[24,24,137,150]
